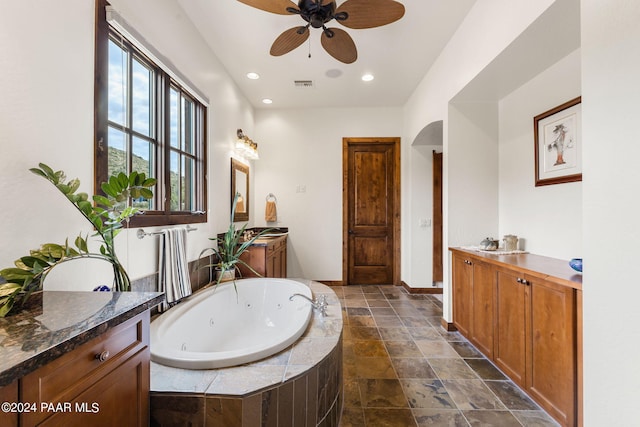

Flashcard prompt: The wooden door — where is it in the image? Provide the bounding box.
[470,261,495,358]
[452,254,473,337]
[528,276,576,427]
[343,138,400,285]
[494,268,528,387]
[432,151,443,282]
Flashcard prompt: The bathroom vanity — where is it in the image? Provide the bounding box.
[238,233,287,278]
[0,291,163,426]
[450,248,582,427]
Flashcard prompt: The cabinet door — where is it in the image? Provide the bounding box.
[494,269,528,387]
[469,261,495,358]
[452,254,473,337]
[528,277,576,427]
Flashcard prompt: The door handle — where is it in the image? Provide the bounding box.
[348,230,354,234]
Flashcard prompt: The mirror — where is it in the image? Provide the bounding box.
[231,158,249,222]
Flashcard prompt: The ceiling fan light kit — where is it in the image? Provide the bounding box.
[237,0,405,64]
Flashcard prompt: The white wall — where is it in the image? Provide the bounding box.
[498,49,582,259]
[253,107,402,281]
[0,0,255,289]
[581,0,640,423]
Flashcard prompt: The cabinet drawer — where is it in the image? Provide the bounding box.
[21,312,149,424]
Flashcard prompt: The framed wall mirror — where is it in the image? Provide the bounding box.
[231,158,249,222]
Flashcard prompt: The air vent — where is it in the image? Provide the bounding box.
[294,80,314,88]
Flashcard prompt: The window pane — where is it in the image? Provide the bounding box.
[169,89,179,148]
[182,157,195,211]
[170,151,179,211]
[132,136,155,210]
[181,97,195,154]
[108,39,127,126]
[131,58,152,137]
[107,126,127,176]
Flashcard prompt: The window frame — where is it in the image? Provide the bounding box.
[94,0,207,227]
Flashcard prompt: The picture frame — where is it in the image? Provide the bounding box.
[534,96,582,186]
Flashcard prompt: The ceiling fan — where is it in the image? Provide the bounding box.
[237,0,405,64]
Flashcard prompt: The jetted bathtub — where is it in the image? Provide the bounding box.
[150,278,313,369]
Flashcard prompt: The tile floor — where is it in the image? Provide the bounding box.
[334,285,560,427]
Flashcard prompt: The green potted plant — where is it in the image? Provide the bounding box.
[200,192,272,285]
[0,163,156,317]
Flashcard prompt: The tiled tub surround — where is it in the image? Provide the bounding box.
[0,290,164,386]
[150,280,343,427]
[337,285,560,427]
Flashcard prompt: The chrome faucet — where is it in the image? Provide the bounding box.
[289,293,329,317]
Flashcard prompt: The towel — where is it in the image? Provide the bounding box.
[158,227,192,311]
[265,200,277,222]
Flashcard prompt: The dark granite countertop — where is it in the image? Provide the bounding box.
[0,291,163,386]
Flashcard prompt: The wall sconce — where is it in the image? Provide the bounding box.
[236,129,259,160]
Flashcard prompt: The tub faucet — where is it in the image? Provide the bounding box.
[289,293,329,317]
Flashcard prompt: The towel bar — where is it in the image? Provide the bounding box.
[137,225,197,239]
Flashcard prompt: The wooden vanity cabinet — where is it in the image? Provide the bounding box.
[451,249,580,427]
[18,311,150,426]
[239,235,287,278]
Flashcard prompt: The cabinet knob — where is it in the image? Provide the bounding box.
[95,350,110,362]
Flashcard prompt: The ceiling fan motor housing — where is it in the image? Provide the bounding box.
[298,0,336,28]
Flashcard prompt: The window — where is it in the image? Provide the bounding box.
[95,0,207,227]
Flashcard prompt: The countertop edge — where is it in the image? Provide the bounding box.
[0,292,164,387]
[450,247,582,291]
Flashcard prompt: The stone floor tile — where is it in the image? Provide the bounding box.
[359,379,409,408]
[400,379,457,409]
[373,316,405,327]
[412,408,470,427]
[386,340,424,357]
[401,316,433,327]
[363,408,418,427]
[416,340,460,358]
[428,358,478,380]
[366,298,391,307]
[462,410,522,426]
[485,380,540,410]
[349,326,382,340]
[343,378,362,407]
[512,410,561,426]
[392,358,438,379]
[339,407,365,427]
[407,327,445,341]
[379,327,412,341]
[348,316,376,327]
[441,380,506,411]
[353,340,388,357]
[449,342,484,358]
[463,359,507,380]
[354,356,397,379]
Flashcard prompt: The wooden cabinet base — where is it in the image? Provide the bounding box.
[450,248,581,427]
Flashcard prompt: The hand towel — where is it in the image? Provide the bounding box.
[265,200,277,222]
[158,227,192,311]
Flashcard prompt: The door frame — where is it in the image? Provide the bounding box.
[342,137,401,286]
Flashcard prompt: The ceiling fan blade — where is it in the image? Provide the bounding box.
[335,0,405,29]
[237,0,299,15]
[320,28,357,64]
[270,27,310,56]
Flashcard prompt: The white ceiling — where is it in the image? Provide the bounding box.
[177,0,477,109]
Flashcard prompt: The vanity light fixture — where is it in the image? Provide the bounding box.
[236,129,259,160]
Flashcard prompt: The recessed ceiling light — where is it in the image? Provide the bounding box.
[362,73,374,82]
[246,72,260,80]
[262,98,273,104]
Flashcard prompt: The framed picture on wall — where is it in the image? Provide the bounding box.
[534,96,582,186]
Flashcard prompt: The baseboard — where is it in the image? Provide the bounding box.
[440,318,457,331]
[315,280,344,287]
[401,281,443,294]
